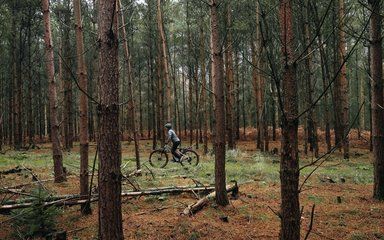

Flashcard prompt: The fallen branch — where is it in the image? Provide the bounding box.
[21,165,50,193]
[0,166,31,174]
[181,182,239,216]
[2,176,76,190]
[0,185,216,213]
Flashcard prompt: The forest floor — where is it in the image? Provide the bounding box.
[0,128,384,240]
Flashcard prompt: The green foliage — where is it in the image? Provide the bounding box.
[11,187,62,239]
[188,231,200,240]
[307,194,323,204]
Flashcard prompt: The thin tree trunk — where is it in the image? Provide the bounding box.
[357,48,365,137]
[97,0,123,238]
[336,0,349,159]
[252,2,266,150]
[42,0,66,183]
[27,11,35,148]
[195,66,200,149]
[186,2,194,146]
[74,0,90,214]
[62,0,73,150]
[210,0,229,207]
[369,0,384,199]
[310,1,331,152]
[225,3,235,150]
[156,0,172,122]
[303,0,318,158]
[118,0,141,170]
[279,0,300,239]
[13,14,21,150]
[199,22,209,155]
[156,55,164,144]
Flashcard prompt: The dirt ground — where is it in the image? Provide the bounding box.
[1,128,383,240]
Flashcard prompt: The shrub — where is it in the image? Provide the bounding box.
[11,187,62,239]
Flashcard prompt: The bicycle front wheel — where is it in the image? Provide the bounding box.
[180,149,199,166]
[149,150,169,168]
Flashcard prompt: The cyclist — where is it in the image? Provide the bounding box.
[164,123,182,162]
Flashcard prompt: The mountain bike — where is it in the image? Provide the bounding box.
[148,145,199,168]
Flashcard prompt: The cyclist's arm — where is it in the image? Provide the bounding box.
[165,130,171,144]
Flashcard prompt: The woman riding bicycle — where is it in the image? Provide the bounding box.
[164,123,182,162]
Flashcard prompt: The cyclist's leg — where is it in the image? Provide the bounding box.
[172,141,181,159]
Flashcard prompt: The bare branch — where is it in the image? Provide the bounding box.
[304,205,316,240]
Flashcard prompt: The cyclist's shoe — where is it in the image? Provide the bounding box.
[172,156,180,162]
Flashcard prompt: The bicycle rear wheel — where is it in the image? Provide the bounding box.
[180,149,199,166]
[149,150,169,168]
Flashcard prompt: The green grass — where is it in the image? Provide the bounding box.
[300,157,373,185]
[0,147,374,190]
[307,194,323,204]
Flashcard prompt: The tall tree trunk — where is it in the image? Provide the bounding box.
[156,0,172,122]
[186,1,194,146]
[303,0,318,157]
[27,10,35,148]
[199,22,209,155]
[252,1,265,151]
[12,10,20,150]
[357,48,365,137]
[369,0,384,200]
[156,55,164,145]
[310,1,332,152]
[279,0,300,239]
[194,65,200,149]
[15,25,23,149]
[62,0,74,150]
[210,0,229,207]
[336,0,349,159]
[74,0,90,214]
[225,3,235,150]
[118,0,141,171]
[97,0,123,239]
[42,0,66,183]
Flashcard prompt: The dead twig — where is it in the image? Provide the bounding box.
[21,165,50,193]
[304,205,316,240]
[267,206,281,219]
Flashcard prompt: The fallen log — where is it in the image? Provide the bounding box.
[0,185,215,213]
[181,182,239,216]
[0,166,31,174]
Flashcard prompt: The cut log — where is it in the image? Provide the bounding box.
[181,183,239,216]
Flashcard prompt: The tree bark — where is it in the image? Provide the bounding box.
[97,0,123,239]
[252,1,266,151]
[210,0,229,207]
[369,0,384,199]
[336,0,349,159]
[74,0,90,214]
[303,0,318,157]
[118,0,141,171]
[279,0,300,239]
[199,21,209,155]
[310,1,332,152]
[156,0,172,122]
[62,0,74,150]
[225,2,235,150]
[42,0,66,183]
[26,9,35,148]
